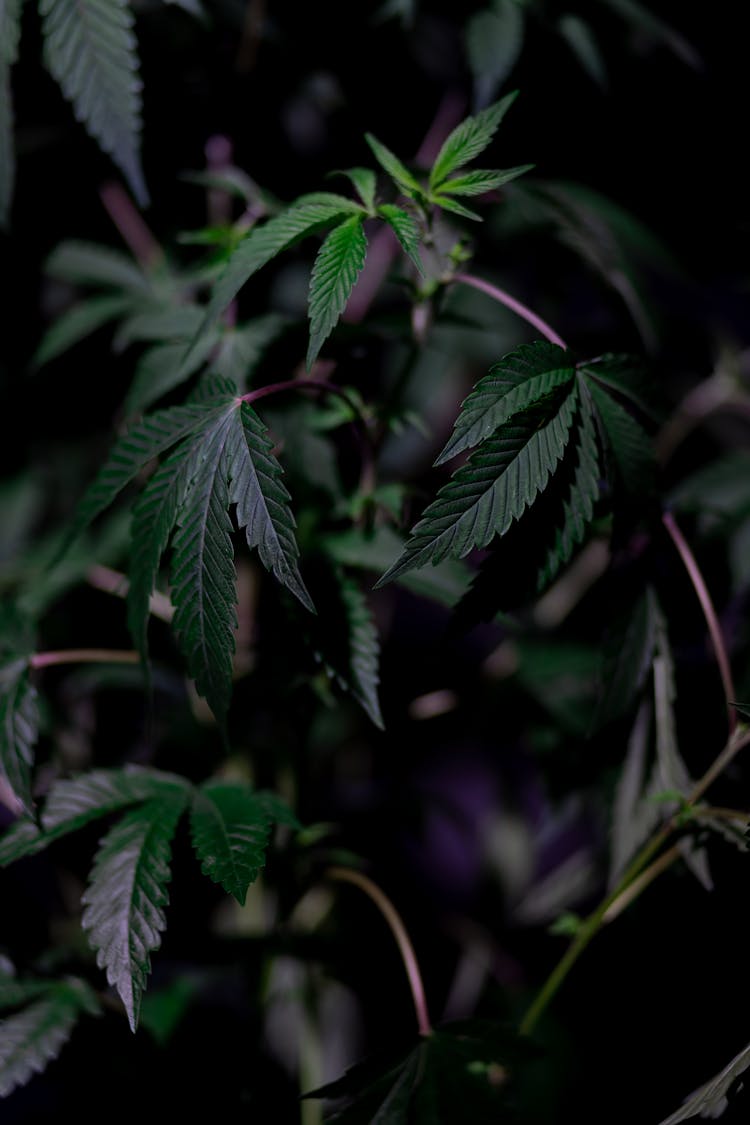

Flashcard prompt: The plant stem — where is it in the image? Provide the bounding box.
[30,649,140,670]
[602,843,682,925]
[99,181,164,270]
[241,377,359,416]
[519,723,750,1037]
[326,866,432,1037]
[453,273,567,350]
[662,511,737,735]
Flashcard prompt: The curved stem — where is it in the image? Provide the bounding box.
[326,866,432,1037]
[241,377,361,418]
[30,649,140,670]
[662,511,737,735]
[453,273,567,350]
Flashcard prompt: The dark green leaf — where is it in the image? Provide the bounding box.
[39,0,147,203]
[0,0,22,226]
[429,91,519,191]
[578,353,658,421]
[307,215,368,368]
[593,585,659,728]
[124,329,221,416]
[332,167,377,212]
[377,203,424,274]
[365,133,424,197]
[438,166,533,198]
[377,389,577,585]
[82,791,187,1031]
[33,295,135,368]
[0,662,39,816]
[584,377,654,498]
[466,0,524,110]
[658,1040,750,1124]
[189,782,277,904]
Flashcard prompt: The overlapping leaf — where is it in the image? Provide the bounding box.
[39,0,147,204]
[377,204,424,273]
[429,91,519,191]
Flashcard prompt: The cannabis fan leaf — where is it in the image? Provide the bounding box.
[67,376,313,722]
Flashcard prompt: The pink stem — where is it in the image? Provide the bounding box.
[99,182,163,270]
[453,272,567,349]
[30,649,140,670]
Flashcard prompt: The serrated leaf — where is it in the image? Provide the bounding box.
[430,194,483,222]
[377,203,424,274]
[227,402,314,612]
[438,165,533,198]
[184,193,363,368]
[436,341,574,465]
[189,782,276,904]
[0,662,39,816]
[593,585,659,728]
[0,0,22,226]
[0,977,100,1098]
[0,766,189,865]
[253,789,301,829]
[33,294,135,368]
[45,240,153,293]
[578,353,658,421]
[332,167,377,212]
[365,133,424,197]
[466,0,524,111]
[658,1040,750,1124]
[39,0,147,204]
[307,215,368,368]
[429,91,519,192]
[585,377,654,498]
[338,575,384,729]
[82,791,186,1031]
[377,389,577,585]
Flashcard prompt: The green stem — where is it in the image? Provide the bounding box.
[327,866,432,1037]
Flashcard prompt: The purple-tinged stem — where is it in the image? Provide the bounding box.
[662,510,737,735]
[327,866,432,1037]
[99,182,164,270]
[30,649,140,670]
[453,272,567,350]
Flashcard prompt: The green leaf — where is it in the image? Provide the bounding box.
[377,389,577,585]
[227,402,314,612]
[365,133,424,197]
[82,791,187,1032]
[584,377,654,498]
[0,0,22,226]
[436,342,575,465]
[45,240,152,293]
[658,1041,750,1123]
[189,782,278,904]
[437,166,533,198]
[429,91,519,191]
[39,0,147,204]
[0,977,100,1098]
[211,313,286,389]
[593,585,659,728]
[124,329,221,416]
[608,701,660,887]
[115,304,206,350]
[429,194,484,222]
[0,661,39,816]
[185,193,363,368]
[602,0,700,68]
[466,0,525,110]
[377,203,424,274]
[558,15,607,86]
[332,167,377,212]
[33,295,135,368]
[307,215,368,368]
[337,574,384,729]
[578,353,658,421]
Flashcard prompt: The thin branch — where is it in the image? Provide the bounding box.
[30,649,140,670]
[602,843,681,925]
[453,273,567,350]
[326,866,432,1037]
[87,564,174,623]
[99,181,164,270]
[662,510,737,735]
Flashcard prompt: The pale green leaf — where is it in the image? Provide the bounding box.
[658,1041,750,1124]
[377,203,424,274]
[466,0,524,110]
[558,15,607,86]
[365,133,424,197]
[436,341,575,465]
[377,388,577,585]
[44,240,152,293]
[307,215,368,368]
[39,0,147,203]
[189,782,276,904]
[429,91,519,191]
[0,977,100,1098]
[0,0,22,226]
[437,165,533,198]
[332,167,377,212]
[33,295,135,368]
[227,403,314,612]
[185,193,363,368]
[0,662,39,816]
[82,791,187,1031]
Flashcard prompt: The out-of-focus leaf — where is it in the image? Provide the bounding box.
[658,1040,750,1124]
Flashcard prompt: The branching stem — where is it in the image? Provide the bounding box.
[453,273,567,349]
[326,866,432,1037]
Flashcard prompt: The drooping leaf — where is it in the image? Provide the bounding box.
[438,166,533,198]
[0,0,22,226]
[377,389,577,585]
[377,203,424,274]
[44,240,153,293]
[608,701,659,887]
[436,342,575,465]
[81,790,187,1032]
[33,295,135,368]
[593,584,659,728]
[0,661,39,816]
[306,215,368,368]
[658,1040,750,1124]
[429,91,519,191]
[0,766,190,865]
[39,0,147,204]
[365,133,424,197]
[189,781,278,904]
[466,0,525,110]
[332,167,377,212]
[584,377,655,498]
[0,976,100,1098]
[185,193,364,367]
